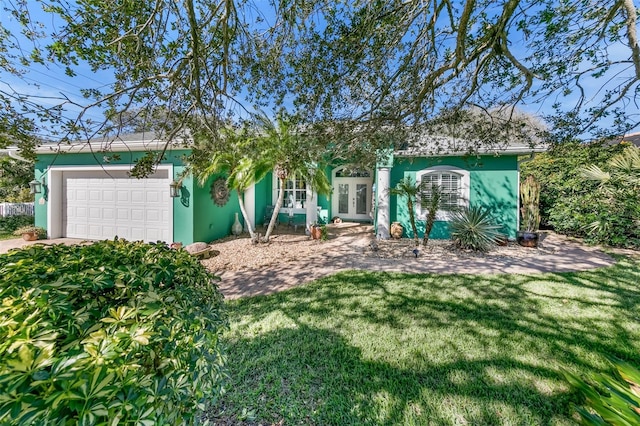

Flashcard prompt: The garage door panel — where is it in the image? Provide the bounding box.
[130,228,145,240]
[131,190,145,203]
[117,191,130,202]
[103,208,115,220]
[131,209,144,221]
[88,207,102,220]
[103,190,115,202]
[146,191,160,203]
[76,207,87,218]
[117,209,129,220]
[63,170,171,243]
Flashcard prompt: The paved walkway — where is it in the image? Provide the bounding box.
[2,224,632,301]
[216,223,624,299]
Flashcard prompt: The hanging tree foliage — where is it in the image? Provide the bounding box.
[0,0,639,161]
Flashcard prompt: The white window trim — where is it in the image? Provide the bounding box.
[415,165,470,221]
[272,174,307,214]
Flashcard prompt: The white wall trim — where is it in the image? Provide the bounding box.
[46,164,174,241]
[244,183,255,232]
[376,167,391,239]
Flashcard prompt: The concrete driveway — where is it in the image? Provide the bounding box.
[0,237,87,254]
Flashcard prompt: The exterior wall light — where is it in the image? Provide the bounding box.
[169,180,182,198]
[29,179,42,194]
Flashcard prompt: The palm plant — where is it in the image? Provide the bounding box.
[254,111,331,242]
[389,177,420,245]
[188,126,271,240]
[421,183,442,247]
[448,206,501,252]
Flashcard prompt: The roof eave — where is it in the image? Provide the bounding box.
[35,139,186,154]
[394,145,548,157]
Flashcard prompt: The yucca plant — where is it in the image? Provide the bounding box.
[565,355,640,425]
[448,206,502,252]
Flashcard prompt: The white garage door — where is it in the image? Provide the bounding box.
[63,169,171,242]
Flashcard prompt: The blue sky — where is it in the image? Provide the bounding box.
[1,1,637,141]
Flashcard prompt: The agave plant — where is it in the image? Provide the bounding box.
[448,206,501,252]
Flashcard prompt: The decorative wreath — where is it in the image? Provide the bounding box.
[210,177,230,206]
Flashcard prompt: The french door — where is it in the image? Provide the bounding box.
[332,177,372,221]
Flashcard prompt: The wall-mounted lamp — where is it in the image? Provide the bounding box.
[29,179,42,194]
[169,180,182,198]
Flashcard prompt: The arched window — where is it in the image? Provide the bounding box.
[415,166,470,219]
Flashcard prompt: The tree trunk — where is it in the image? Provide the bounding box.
[407,198,419,246]
[422,208,437,247]
[236,190,256,240]
[262,177,286,242]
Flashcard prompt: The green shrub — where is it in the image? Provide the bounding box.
[0,239,227,425]
[448,206,502,252]
[550,191,640,248]
[0,215,34,233]
[565,355,640,425]
[521,140,624,229]
[520,140,640,248]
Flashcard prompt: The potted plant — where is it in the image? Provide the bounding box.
[13,225,46,241]
[517,175,540,247]
[310,223,328,241]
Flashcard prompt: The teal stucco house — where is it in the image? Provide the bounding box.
[32,133,544,244]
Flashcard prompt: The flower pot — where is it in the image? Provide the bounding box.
[231,212,243,236]
[495,234,509,246]
[390,222,403,239]
[310,226,322,240]
[22,232,38,241]
[516,231,539,248]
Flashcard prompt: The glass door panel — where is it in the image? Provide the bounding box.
[356,184,367,214]
[338,184,349,214]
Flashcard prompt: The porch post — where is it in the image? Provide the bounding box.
[244,183,255,232]
[376,166,391,239]
[305,186,318,231]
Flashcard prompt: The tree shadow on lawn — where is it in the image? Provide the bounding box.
[209,258,640,425]
[209,325,572,426]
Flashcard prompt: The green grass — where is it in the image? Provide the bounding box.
[207,256,640,425]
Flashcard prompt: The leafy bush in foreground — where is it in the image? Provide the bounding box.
[0,239,227,425]
[565,355,640,425]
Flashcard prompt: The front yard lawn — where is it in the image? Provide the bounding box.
[207,256,640,425]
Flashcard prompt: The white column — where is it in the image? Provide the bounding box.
[305,186,318,231]
[376,167,391,239]
[244,183,256,232]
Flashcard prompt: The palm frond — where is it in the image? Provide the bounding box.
[609,146,640,173]
[580,164,610,182]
